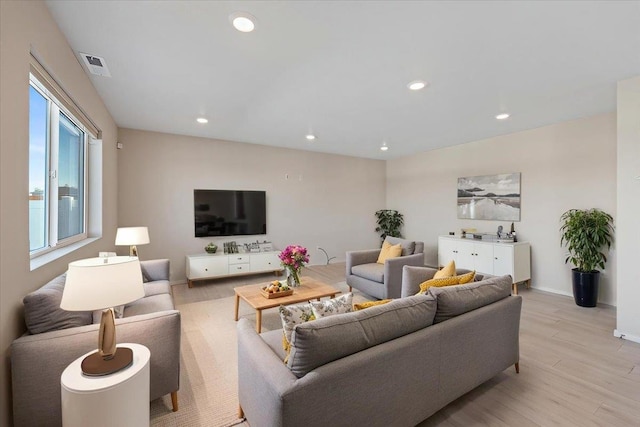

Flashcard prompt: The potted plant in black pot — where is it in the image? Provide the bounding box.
[560,208,614,307]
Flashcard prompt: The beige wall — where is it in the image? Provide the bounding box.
[0,2,119,424]
[387,113,617,304]
[615,76,640,342]
[116,129,386,282]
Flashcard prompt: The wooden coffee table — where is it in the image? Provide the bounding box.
[234,277,341,332]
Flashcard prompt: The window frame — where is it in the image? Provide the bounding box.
[29,74,90,258]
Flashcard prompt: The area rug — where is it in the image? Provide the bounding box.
[150,281,359,426]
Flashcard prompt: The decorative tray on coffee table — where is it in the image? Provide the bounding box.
[260,280,293,299]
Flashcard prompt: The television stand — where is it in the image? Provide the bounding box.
[186,251,282,287]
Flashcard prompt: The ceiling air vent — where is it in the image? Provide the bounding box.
[79,52,111,77]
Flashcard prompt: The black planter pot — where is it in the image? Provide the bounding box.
[572,269,599,307]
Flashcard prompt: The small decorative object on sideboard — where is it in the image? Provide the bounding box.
[205,242,218,254]
[258,241,273,252]
[224,241,239,254]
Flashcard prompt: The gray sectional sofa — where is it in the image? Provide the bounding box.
[10,259,181,427]
[238,274,521,427]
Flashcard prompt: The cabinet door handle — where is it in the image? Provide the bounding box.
[495,257,498,260]
[237,266,242,270]
[205,268,208,271]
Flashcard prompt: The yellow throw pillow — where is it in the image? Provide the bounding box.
[353,299,393,310]
[434,260,456,279]
[377,243,402,264]
[457,270,476,284]
[418,276,460,293]
[417,270,477,293]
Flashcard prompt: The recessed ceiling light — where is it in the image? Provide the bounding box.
[496,113,510,120]
[407,80,427,91]
[380,143,389,151]
[196,117,208,124]
[305,134,316,141]
[230,12,256,33]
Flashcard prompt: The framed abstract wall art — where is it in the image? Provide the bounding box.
[457,173,521,221]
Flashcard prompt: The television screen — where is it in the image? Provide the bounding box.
[194,190,266,237]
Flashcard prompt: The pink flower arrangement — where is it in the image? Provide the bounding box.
[279,245,309,285]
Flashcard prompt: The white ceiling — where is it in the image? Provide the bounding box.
[46,1,640,160]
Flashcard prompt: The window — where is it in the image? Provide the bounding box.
[29,74,89,255]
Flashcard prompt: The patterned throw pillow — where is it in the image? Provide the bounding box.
[418,271,476,293]
[310,293,353,318]
[353,299,393,310]
[279,303,316,345]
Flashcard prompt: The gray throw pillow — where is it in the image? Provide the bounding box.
[23,273,92,334]
[384,236,415,256]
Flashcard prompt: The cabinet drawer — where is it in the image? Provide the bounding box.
[229,263,251,274]
[187,257,228,279]
[251,253,281,272]
[228,255,250,265]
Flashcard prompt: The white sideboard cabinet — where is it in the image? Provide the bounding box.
[186,251,282,287]
[438,236,531,294]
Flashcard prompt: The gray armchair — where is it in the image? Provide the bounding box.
[346,237,424,299]
[401,265,488,297]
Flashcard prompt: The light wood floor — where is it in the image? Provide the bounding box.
[171,263,640,426]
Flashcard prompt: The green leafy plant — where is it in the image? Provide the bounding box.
[375,210,404,243]
[560,208,614,272]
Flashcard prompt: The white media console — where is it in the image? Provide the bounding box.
[186,251,282,287]
[438,236,531,294]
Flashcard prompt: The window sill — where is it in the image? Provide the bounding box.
[30,237,100,271]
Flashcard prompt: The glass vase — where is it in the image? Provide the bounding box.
[286,268,301,287]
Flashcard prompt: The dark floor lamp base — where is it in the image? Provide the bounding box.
[81,347,133,376]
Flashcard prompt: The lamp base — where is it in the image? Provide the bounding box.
[81,347,133,376]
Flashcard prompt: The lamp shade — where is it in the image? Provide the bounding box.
[115,227,150,246]
[60,256,144,311]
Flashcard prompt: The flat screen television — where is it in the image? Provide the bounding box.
[194,189,266,237]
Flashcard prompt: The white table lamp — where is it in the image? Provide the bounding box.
[115,226,150,257]
[61,256,144,376]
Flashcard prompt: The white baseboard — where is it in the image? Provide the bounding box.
[528,286,616,306]
[613,329,640,344]
[529,286,573,299]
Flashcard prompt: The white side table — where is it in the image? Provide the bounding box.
[61,343,150,427]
